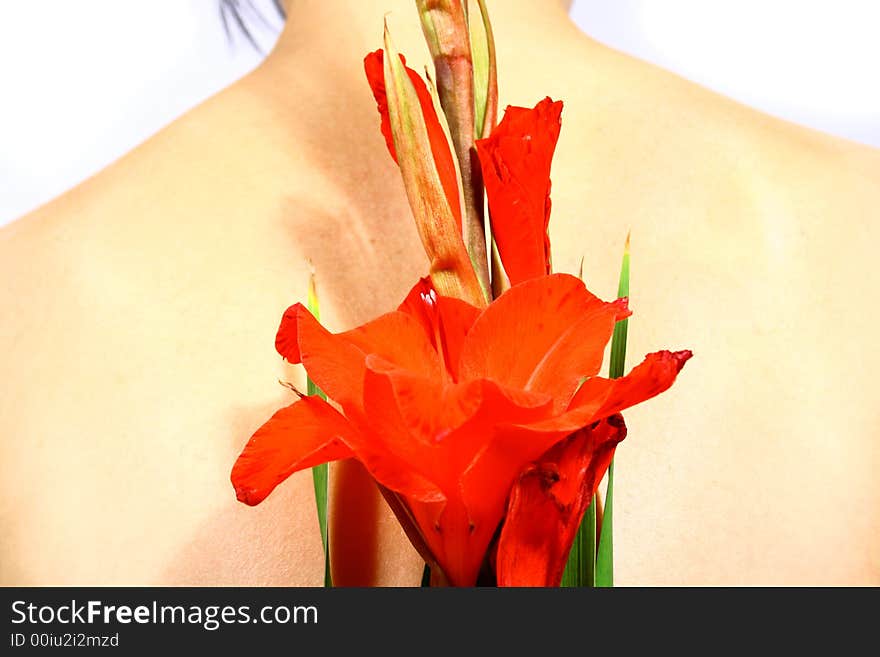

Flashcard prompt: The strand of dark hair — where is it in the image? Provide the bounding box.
[219,0,286,53]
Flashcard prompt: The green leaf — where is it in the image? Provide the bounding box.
[595,463,614,587]
[307,273,332,588]
[595,232,630,588]
[561,495,596,587]
[608,232,630,380]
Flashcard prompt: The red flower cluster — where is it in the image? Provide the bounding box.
[230,47,691,587]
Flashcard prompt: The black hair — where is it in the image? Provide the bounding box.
[219,0,287,52]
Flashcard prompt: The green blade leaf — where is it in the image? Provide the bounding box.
[561,494,596,587]
[307,273,332,588]
[609,232,630,380]
[595,463,614,587]
[595,232,630,588]
[311,461,331,587]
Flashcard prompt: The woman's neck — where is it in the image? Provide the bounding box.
[265,0,579,86]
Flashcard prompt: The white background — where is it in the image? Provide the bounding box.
[1,0,878,227]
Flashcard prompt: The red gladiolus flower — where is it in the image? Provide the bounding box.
[476,97,563,286]
[231,273,691,586]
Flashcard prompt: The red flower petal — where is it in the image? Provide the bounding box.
[341,312,442,380]
[459,274,629,408]
[500,350,691,443]
[397,278,481,380]
[476,97,563,285]
[340,437,446,505]
[364,49,463,232]
[231,394,445,508]
[565,349,693,424]
[231,396,355,506]
[274,303,441,415]
[275,303,305,363]
[523,297,630,410]
[495,415,627,587]
[362,357,550,490]
[459,350,689,527]
[275,304,367,412]
[363,50,398,163]
[361,360,475,487]
[361,358,553,585]
[458,417,578,538]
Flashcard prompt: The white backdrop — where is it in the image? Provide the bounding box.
[1,0,877,226]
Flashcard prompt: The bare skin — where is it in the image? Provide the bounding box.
[1,0,878,585]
